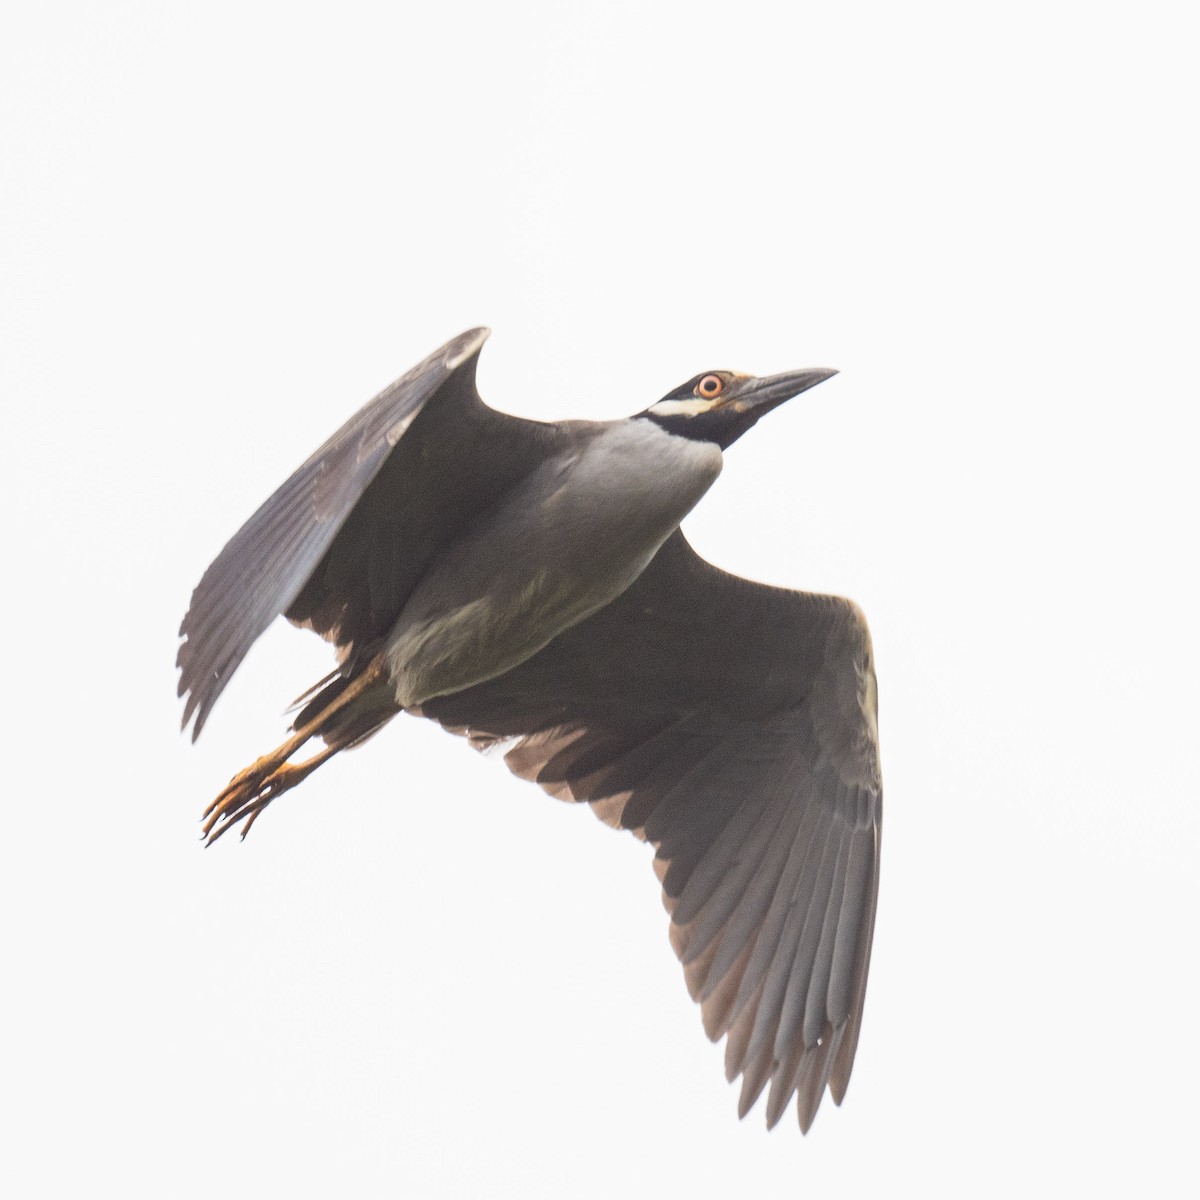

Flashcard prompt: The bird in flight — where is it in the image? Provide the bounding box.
[178,328,881,1132]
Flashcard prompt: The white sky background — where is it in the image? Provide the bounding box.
[2,2,1197,1196]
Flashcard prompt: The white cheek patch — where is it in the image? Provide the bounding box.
[648,397,716,418]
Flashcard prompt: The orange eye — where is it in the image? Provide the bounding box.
[694,374,724,400]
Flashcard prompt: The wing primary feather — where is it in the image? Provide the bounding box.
[826,822,876,1025]
[698,938,757,1041]
[766,1027,808,1128]
[682,932,721,1003]
[725,975,761,1082]
[802,820,852,1049]
[734,799,833,1065]
[829,809,882,1104]
[737,1035,775,1120]
[681,791,795,976]
[673,791,766,928]
[698,793,806,1011]
[770,816,844,1060]
[182,511,317,736]
[796,1025,843,1133]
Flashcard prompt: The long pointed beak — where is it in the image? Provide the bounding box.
[730,367,838,416]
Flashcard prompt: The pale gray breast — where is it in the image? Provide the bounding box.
[384,419,723,708]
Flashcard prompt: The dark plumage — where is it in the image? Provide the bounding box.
[178,328,881,1132]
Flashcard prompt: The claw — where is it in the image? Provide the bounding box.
[202,743,340,844]
[199,658,389,845]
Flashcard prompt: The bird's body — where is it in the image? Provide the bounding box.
[178,328,882,1133]
[383,418,721,708]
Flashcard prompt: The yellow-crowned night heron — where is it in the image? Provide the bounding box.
[177,328,881,1133]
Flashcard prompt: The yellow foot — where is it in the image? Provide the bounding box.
[200,657,387,845]
[202,743,338,845]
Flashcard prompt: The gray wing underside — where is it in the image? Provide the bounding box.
[421,532,882,1132]
[177,328,491,738]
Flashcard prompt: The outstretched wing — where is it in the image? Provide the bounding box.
[178,328,564,739]
[177,328,490,736]
[421,531,882,1132]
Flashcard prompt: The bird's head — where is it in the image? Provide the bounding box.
[639,366,838,449]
